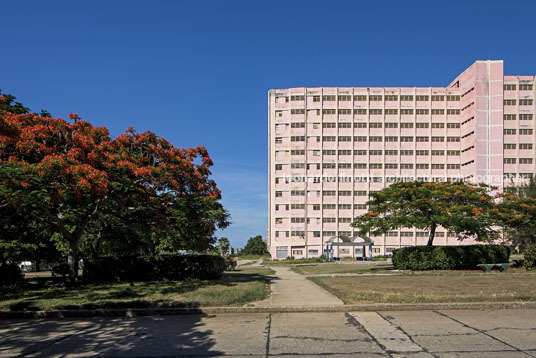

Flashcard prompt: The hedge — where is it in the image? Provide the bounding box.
[0,263,24,286]
[83,254,226,283]
[524,245,536,270]
[392,245,510,270]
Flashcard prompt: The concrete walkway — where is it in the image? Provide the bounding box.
[254,266,343,308]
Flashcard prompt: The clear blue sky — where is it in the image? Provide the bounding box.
[1,0,535,248]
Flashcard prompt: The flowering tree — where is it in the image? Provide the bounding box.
[0,98,229,282]
[351,181,499,246]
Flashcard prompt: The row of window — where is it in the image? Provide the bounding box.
[283,95,462,102]
[282,135,463,143]
[504,158,534,164]
[504,143,534,149]
[281,162,461,170]
[274,230,452,238]
[504,84,534,91]
[504,114,534,120]
[275,203,368,210]
[284,149,462,156]
[504,99,534,105]
[504,129,534,135]
[285,122,462,129]
[284,108,462,116]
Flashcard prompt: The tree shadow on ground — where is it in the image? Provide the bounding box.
[0,314,222,357]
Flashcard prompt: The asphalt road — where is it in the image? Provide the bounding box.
[1,309,536,357]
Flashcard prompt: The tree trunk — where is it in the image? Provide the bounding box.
[67,238,80,284]
[427,222,437,246]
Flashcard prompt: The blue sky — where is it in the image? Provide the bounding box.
[1,0,535,248]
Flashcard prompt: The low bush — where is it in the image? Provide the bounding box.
[524,246,536,270]
[83,254,225,283]
[392,245,510,270]
[0,263,24,286]
[223,256,237,271]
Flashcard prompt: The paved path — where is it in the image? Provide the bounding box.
[2,309,536,357]
[254,266,343,307]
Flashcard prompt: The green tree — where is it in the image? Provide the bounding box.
[499,176,536,250]
[352,180,500,246]
[240,235,267,256]
[217,237,231,256]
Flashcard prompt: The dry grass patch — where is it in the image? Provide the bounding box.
[309,271,536,304]
[291,264,394,275]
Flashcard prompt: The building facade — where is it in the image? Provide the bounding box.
[268,60,535,260]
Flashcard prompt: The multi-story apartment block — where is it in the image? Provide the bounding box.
[268,60,535,260]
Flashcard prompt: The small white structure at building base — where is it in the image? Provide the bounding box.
[325,235,374,261]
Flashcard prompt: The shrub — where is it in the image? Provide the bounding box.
[83,254,225,283]
[524,245,536,270]
[0,263,24,286]
[223,256,237,271]
[51,263,70,277]
[392,245,510,270]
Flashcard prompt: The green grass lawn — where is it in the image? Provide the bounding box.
[309,270,536,304]
[0,267,274,311]
[291,263,394,275]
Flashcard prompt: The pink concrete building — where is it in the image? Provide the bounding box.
[268,60,535,260]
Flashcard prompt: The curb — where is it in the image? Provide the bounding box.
[1,301,536,319]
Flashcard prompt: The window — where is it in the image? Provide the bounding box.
[400,163,413,169]
[431,109,444,115]
[313,204,320,211]
[338,150,352,155]
[275,137,282,144]
[354,95,367,101]
[291,109,305,114]
[520,99,533,106]
[338,136,352,142]
[354,122,367,128]
[401,109,414,115]
[354,191,367,196]
[447,164,460,169]
[431,164,444,169]
[504,84,516,91]
[520,129,533,135]
[322,95,336,101]
[416,95,429,101]
[291,190,305,196]
[385,122,398,128]
[416,163,429,169]
[291,149,305,155]
[520,143,533,150]
[447,150,460,156]
[338,190,352,196]
[354,163,367,169]
[385,109,398,115]
[322,122,336,129]
[504,143,516,149]
[504,129,517,135]
[355,109,367,115]
[323,218,336,223]
[291,136,305,142]
[291,163,305,169]
[447,136,460,142]
[369,163,383,169]
[323,136,336,142]
[339,109,352,115]
[354,204,367,209]
[322,190,336,196]
[291,217,305,223]
[447,123,460,128]
[519,84,533,91]
[416,150,429,156]
[370,122,383,128]
[400,122,413,128]
[385,95,398,101]
[369,136,383,142]
[416,123,429,128]
[338,163,352,169]
[520,158,533,164]
[504,99,516,106]
[309,249,319,255]
[447,95,460,101]
[504,158,516,164]
[400,95,414,101]
[416,109,429,115]
[290,95,304,101]
[338,122,352,128]
[322,109,336,115]
[275,191,282,197]
[338,95,351,101]
[401,150,414,155]
[385,150,398,155]
[385,163,398,169]
[322,163,336,169]
[520,114,533,120]
[447,109,460,115]
[275,164,283,170]
[370,109,383,115]
[416,136,429,142]
[312,95,320,102]
[431,95,444,101]
[291,204,305,209]
[432,150,444,156]
[369,150,382,155]
[338,204,352,210]
[354,149,367,155]
[431,123,445,128]
[431,136,445,142]
[401,135,414,141]
[369,95,383,101]
[385,136,398,142]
